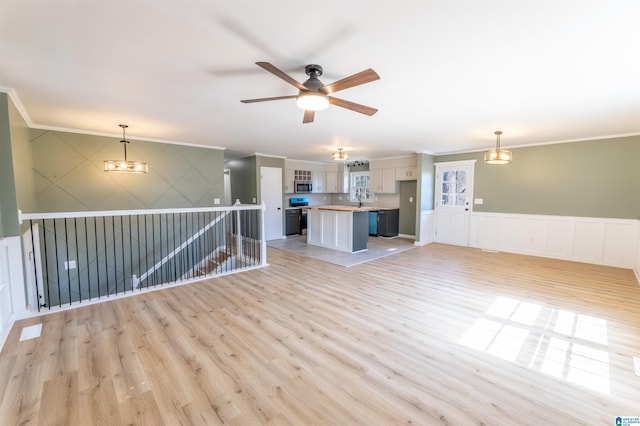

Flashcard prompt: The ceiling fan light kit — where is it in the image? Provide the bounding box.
[331,148,349,161]
[296,91,329,111]
[484,130,512,165]
[104,124,149,173]
[241,62,379,123]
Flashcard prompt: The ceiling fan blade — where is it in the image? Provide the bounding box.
[256,62,307,91]
[320,69,380,94]
[302,110,315,123]
[240,95,297,103]
[328,97,378,116]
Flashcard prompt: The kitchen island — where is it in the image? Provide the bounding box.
[305,205,378,253]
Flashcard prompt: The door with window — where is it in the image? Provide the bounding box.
[434,160,475,245]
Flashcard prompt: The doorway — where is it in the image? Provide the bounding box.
[260,167,283,241]
[434,160,475,246]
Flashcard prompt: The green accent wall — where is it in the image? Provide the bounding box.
[436,135,640,219]
[227,155,284,205]
[0,93,20,236]
[227,156,257,204]
[399,180,417,235]
[30,129,225,212]
[8,97,36,215]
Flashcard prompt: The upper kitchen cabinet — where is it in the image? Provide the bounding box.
[326,164,349,193]
[311,170,326,193]
[284,168,295,193]
[395,167,418,181]
[370,168,396,193]
[370,155,418,192]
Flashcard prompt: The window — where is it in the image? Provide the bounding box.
[440,169,467,206]
[349,172,374,203]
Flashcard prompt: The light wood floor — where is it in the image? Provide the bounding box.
[1,243,639,425]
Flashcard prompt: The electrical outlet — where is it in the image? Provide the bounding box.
[64,260,77,270]
[213,198,220,205]
[252,197,256,203]
[474,198,484,205]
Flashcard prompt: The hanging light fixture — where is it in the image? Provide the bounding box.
[331,148,349,161]
[104,124,148,173]
[484,130,512,165]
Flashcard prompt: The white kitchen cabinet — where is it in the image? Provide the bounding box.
[284,169,295,193]
[337,166,349,193]
[325,171,338,193]
[312,171,326,193]
[395,167,418,181]
[370,168,396,193]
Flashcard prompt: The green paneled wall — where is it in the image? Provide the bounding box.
[436,135,640,219]
[0,93,20,236]
[31,129,225,212]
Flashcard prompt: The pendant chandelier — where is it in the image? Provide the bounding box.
[331,148,349,161]
[104,124,148,173]
[484,130,512,165]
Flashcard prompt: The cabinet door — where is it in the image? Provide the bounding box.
[370,169,396,193]
[284,169,295,193]
[325,171,338,193]
[381,169,396,192]
[395,167,418,181]
[369,169,382,192]
[312,171,326,193]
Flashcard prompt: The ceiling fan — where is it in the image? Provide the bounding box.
[240,62,380,123]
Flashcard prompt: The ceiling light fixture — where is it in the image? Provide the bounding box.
[104,124,148,173]
[296,91,330,111]
[296,64,330,111]
[484,130,512,165]
[331,148,349,161]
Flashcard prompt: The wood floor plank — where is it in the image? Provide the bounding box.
[1,243,639,425]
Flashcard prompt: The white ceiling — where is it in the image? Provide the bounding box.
[1,1,639,163]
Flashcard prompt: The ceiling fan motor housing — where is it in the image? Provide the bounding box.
[302,64,325,92]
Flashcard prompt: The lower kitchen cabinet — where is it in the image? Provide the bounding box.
[285,209,302,235]
[377,208,399,237]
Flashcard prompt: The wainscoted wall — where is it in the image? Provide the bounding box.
[417,210,435,245]
[469,212,639,269]
[635,239,640,281]
[31,129,225,212]
[0,236,29,350]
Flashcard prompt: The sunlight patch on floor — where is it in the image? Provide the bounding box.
[458,296,611,394]
[19,323,42,341]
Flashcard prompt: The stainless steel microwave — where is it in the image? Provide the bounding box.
[294,181,312,193]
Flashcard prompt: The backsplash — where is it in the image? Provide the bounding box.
[285,192,399,208]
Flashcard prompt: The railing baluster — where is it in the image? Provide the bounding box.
[22,205,265,311]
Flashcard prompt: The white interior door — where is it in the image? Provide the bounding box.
[260,167,283,241]
[435,160,475,246]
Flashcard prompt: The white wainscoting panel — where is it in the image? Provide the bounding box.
[1,236,29,352]
[417,210,435,245]
[469,213,639,269]
[635,237,640,283]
